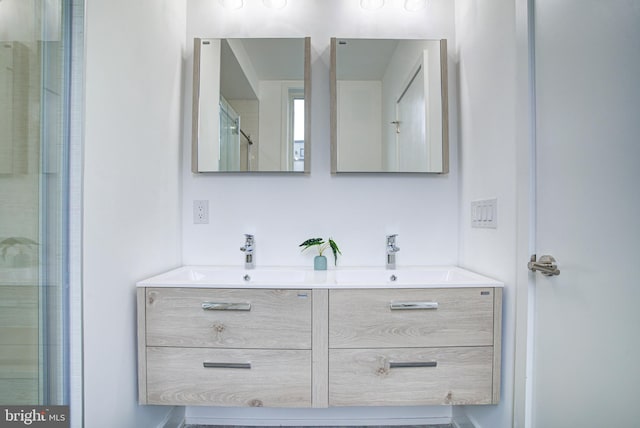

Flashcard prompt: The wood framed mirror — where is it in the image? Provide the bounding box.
[331,38,448,174]
[192,37,311,173]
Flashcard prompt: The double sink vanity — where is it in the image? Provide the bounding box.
[143,33,501,410]
[136,265,503,409]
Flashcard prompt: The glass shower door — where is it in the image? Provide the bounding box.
[219,96,241,171]
[0,0,70,407]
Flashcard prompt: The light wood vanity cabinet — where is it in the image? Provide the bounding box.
[138,287,313,407]
[328,288,502,406]
[138,286,501,408]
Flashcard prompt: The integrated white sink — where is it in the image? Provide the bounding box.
[140,266,309,286]
[138,265,503,289]
[333,266,495,286]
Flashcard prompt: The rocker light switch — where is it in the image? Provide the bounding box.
[471,198,497,229]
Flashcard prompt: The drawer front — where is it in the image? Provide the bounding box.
[329,288,495,348]
[145,288,311,349]
[146,347,311,407]
[329,347,493,406]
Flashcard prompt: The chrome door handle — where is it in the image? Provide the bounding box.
[201,302,251,311]
[528,254,560,276]
[390,301,438,310]
[390,361,437,369]
[203,362,251,369]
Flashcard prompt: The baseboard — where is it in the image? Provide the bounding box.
[158,407,186,428]
[184,405,453,426]
[185,417,452,426]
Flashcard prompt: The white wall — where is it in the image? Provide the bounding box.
[183,0,458,423]
[456,0,518,427]
[83,0,185,426]
[184,0,458,269]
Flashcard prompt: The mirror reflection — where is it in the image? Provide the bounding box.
[192,38,310,173]
[331,38,448,173]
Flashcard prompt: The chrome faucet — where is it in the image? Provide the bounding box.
[386,234,400,269]
[240,234,255,269]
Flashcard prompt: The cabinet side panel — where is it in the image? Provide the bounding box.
[492,287,503,404]
[137,287,147,404]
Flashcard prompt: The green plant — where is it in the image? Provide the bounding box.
[299,237,342,265]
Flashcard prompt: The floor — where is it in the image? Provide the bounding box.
[184,425,454,428]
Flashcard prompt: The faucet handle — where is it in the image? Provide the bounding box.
[386,234,399,253]
[385,234,399,269]
[240,234,256,269]
[241,234,255,252]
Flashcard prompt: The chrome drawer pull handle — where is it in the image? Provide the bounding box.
[203,362,251,369]
[201,302,251,311]
[389,301,438,310]
[390,361,437,369]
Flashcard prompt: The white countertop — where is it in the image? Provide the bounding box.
[137,265,503,289]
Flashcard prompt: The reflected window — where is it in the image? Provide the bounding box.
[290,91,305,171]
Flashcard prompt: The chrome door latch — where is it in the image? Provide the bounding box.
[528,254,560,276]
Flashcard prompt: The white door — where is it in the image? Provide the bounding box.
[531,1,640,426]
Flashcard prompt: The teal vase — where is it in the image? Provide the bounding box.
[314,255,327,271]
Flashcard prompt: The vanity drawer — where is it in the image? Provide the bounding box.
[145,288,311,349]
[329,347,494,406]
[146,347,311,407]
[329,288,495,348]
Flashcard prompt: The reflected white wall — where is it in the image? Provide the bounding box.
[0,0,60,41]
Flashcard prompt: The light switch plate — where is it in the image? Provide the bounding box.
[471,198,497,228]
